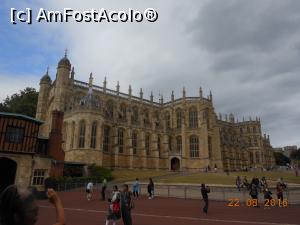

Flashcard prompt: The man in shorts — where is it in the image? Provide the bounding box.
[86,181,93,201]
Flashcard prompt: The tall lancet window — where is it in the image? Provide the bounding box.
[78,121,86,148]
[157,135,161,156]
[90,122,97,148]
[145,133,150,155]
[189,135,199,158]
[189,107,198,128]
[103,126,110,152]
[176,136,182,153]
[118,128,124,153]
[176,109,182,129]
[132,131,137,155]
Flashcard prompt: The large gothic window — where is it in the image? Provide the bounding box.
[189,107,198,128]
[247,126,250,133]
[118,128,125,153]
[157,135,161,156]
[90,122,97,148]
[78,121,85,148]
[256,152,260,163]
[165,111,171,130]
[131,106,139,124]
[208,136,212,158]
[168,135,172,151]
[71,121,75,148]
[103,126,110,152]
[145,133,150,155]
[143,109,150,126]
[254,138,258,146]
[154,111,160,129]
[248,137,252,147]
[119,103,127,121]
[176,109,182,129]
[249,152,254,164]
[176,136,182,153]
[189,135,199,158]
[105,100,114,119]
[132,131,137,154]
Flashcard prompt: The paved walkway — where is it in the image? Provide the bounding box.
[37,192,300,225]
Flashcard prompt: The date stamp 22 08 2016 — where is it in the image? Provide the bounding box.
[227,198,288,207]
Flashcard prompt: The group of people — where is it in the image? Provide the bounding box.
[236,175,288,206]
[104,184,134,225]
[85,177,156,225]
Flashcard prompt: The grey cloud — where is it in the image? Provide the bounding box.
[23,0,300,147]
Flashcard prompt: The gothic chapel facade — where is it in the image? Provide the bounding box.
[36,55,275,171]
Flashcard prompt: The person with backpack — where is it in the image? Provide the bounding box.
[121,184,134,225]
[201,183,210,214]
[105,185,121,225]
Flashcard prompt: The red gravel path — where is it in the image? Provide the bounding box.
[36,191,300,225]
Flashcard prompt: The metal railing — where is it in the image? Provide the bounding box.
[51,182,300,205]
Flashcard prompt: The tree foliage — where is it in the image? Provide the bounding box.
[88,164,112,181]
[290,150,300,160]
[0,87,38,117]
[274,152,291,166]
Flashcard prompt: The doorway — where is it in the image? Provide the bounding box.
[0,157,17,193]
[171,157,180,171]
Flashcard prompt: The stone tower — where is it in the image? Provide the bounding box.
[53,53,71,111]
[36,68,51,121]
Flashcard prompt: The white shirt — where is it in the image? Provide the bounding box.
[87,182,93,190]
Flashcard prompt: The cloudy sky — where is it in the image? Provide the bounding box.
[0,0,299,147]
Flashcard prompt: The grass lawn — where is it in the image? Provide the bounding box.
[111,170,300,185]
[157,171,300,185]
[111,169,173,182]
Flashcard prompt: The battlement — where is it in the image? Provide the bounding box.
[73,79,211,107]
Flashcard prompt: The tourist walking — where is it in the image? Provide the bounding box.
[236,176,242,191]
[252,176,260,192]
[86,181,93,201]
[105,185,121,225]
[276,178,287,201]
[249,182,259,207]
[243,176,249,190]
[263,188,272,209]
[132,178,140,199]
[260,176,268,190]
[102,178,108,201]
[121,184,134,225]
[147,178,154,199]
[201,184,210,214]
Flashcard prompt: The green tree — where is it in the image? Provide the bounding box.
[290,150,300,162]
[0,87,38,117]
[88,164,112,181]
[274,152,291,166]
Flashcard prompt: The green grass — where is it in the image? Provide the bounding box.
[111,170,300,185]
[157,171,300,185]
